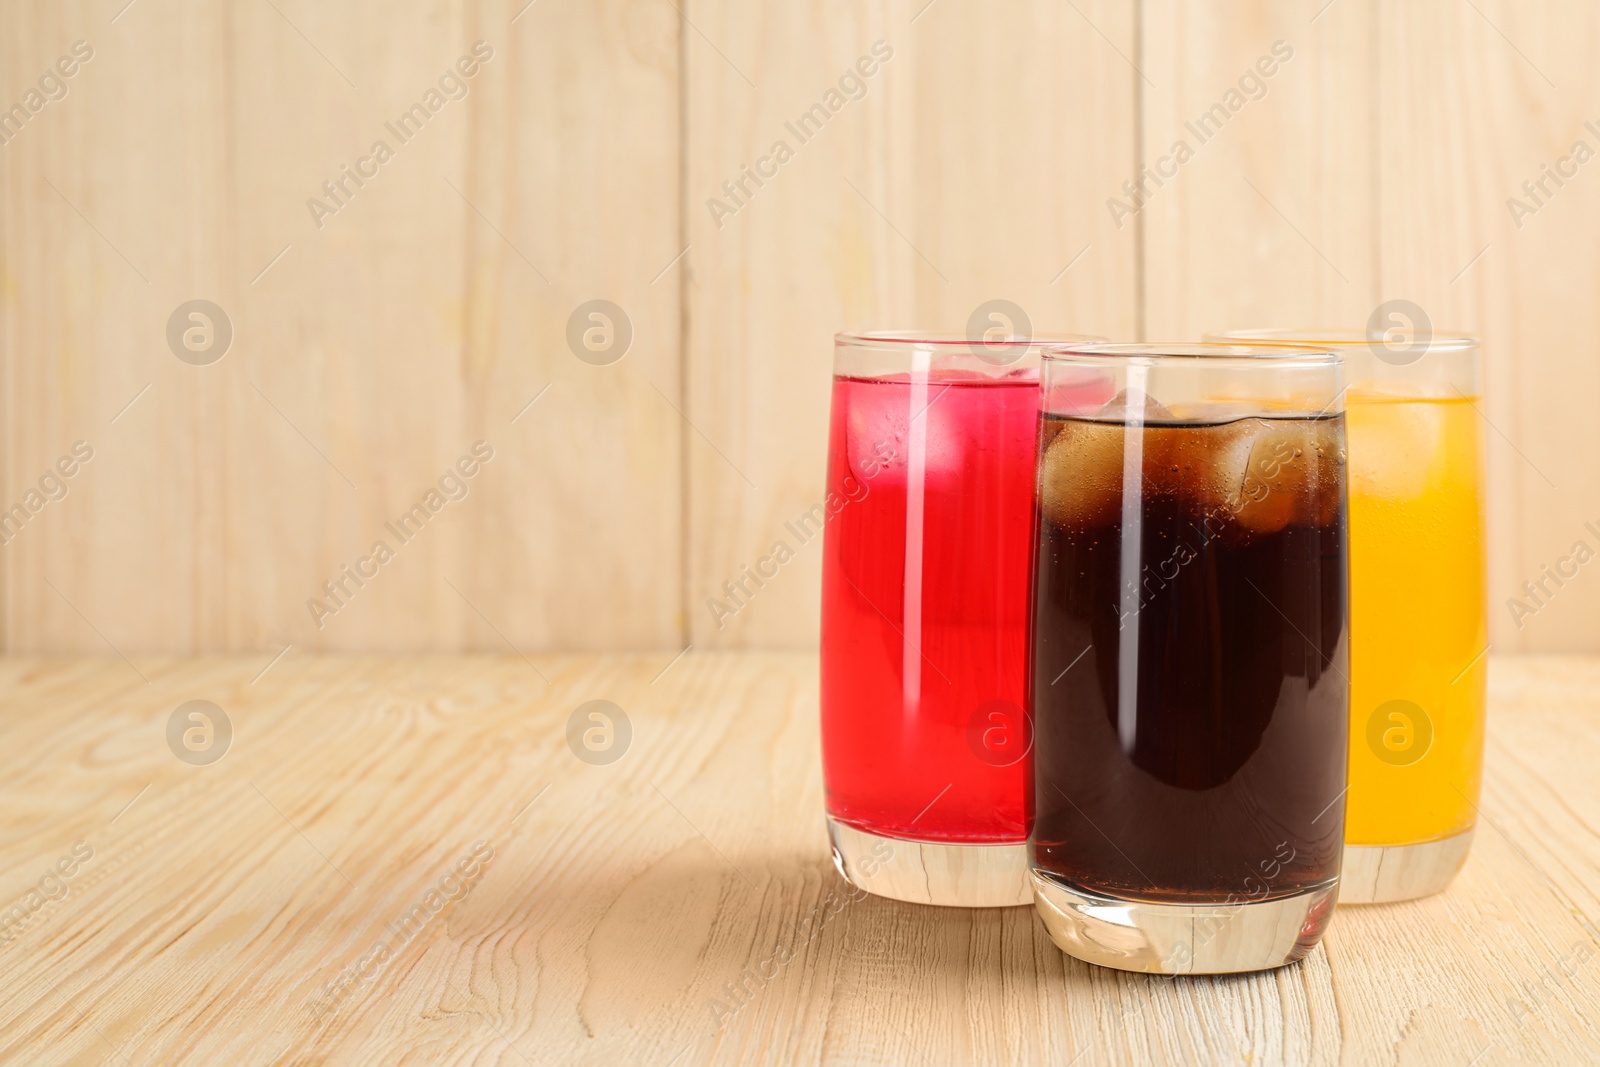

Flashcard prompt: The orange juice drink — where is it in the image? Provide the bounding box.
[1219,328,1486,902]
[1346,393,1486,846]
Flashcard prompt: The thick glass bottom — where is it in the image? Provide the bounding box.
[1032,871,1339,974]
[827,817,1031,907]
[1338,827,1474,904]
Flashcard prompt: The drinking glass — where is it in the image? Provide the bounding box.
[1030,342,1349,973]
[822,329,1100,907]
[1218,328,1486,903]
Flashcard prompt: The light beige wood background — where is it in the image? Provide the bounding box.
[1,0,1595,653]
[1,652,1597,1064]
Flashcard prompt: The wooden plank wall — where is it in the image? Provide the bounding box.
[683,0,1138,648]
[0,0,1595,654]
[0,0,683,656]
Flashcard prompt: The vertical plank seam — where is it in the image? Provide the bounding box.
[676,0,692,648]
[0,6,22,653]
[1133,0,1146,341]
[0,97,8,653]
[0,15,9,652]
[1369,0,1382,307]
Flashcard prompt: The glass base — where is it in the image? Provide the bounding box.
[1031,871,1340,974]
[1338,827,1475,904]
[826,817,1032,907]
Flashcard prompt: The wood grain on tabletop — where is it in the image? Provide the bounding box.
[0,652,1596,1065]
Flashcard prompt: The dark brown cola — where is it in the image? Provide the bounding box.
[1029,412,1348,904]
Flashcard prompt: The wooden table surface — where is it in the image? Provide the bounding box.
[2,653,1597,1066]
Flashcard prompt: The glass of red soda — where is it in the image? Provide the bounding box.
[821,329,1103,906]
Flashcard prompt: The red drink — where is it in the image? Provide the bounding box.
[820,370,1039,842]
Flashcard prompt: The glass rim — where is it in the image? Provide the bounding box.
[1210,327,1479,352]
[1042,341,1340,366]
[835,329,1105,349]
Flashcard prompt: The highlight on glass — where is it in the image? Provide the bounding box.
[1028,342,1350,973]
[820,329,1099,907]
[1217,326,1486,904]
